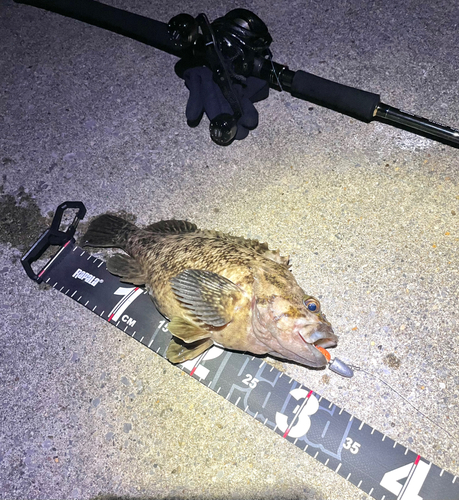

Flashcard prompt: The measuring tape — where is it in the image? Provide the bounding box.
[22,202,458,500]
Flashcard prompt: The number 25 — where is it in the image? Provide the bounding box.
[242,374,259,389]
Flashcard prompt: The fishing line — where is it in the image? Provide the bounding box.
[348,364,455,441]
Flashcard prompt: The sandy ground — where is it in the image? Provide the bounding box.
[1,0,458,499]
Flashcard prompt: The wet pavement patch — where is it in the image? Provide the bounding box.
[0,187,51,251]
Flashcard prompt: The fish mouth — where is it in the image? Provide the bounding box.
[298,326,338,365]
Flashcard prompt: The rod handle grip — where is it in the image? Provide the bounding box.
[291,70,380,122]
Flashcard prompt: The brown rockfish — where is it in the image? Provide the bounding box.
[81,215,338,368]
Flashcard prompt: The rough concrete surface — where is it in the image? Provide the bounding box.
[1,0,458,499]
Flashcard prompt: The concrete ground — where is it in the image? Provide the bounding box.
[1,0,458,499]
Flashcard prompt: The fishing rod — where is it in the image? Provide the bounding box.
[14,0,459,147]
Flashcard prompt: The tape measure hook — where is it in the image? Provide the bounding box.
[21,201,86,282]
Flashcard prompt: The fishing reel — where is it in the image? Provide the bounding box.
[168,9,273,145]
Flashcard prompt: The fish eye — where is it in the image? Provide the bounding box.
[303,297,320,313]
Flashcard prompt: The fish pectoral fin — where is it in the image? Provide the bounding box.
[171,269,244,327]
[168,317,211,343]
[166,338,214,363]
[106,254,146,285]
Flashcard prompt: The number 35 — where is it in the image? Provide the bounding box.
[343,437,361,454]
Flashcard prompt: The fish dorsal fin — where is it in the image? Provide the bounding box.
[259,247,290,267]
[171,269,244,327]
[144,219,198,234]
[168,317,211,343]
[106,254,147,285]
[237,237,289,267]
[205,230,290,268]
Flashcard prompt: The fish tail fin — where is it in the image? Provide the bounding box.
[81,214,137,250]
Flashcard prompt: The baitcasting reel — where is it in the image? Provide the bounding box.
[168,9,274,145]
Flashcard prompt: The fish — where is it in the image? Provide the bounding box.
[81,214,338,368]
